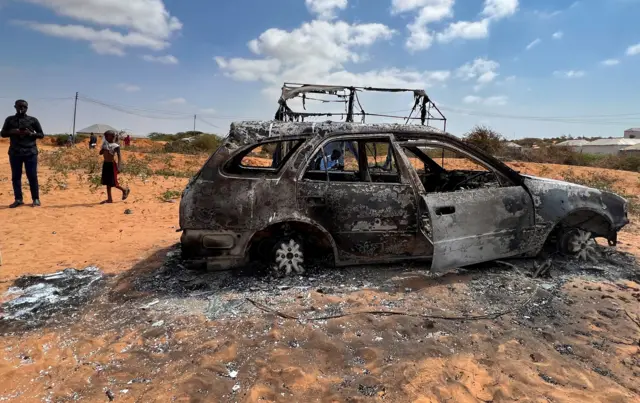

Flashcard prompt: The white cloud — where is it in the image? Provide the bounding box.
[457,58,500,89]
[305,0,347,20]
[199,108,217,114]
[552,31,563,39]
[142,54,179,64]
[215,19,450,98]
[437,19,490,43]
[525,38,541,50]
[432,0,518,46]
[215,57,282,82]
[391,0,455,51]
[601,59,620,66]
[162,97,187,105]
[627,43,640,56]
[15,21,168,55]
[553,70,585,78]
[15,0,181,56]
[463,94,508,106]
[116,83,140,92]
[393,0,520,51]
[481,0,518,19]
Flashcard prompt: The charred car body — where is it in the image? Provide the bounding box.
[179,84,629,274]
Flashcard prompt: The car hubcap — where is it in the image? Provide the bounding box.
[274,239,304,275]
[564,229,597,262]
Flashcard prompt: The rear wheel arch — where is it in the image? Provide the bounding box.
[245,219,338,266]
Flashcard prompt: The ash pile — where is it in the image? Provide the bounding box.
[130,243,639,323]
[0,267,105,330]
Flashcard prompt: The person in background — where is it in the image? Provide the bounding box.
[0,99,44,207]
[89,132,97,149]
[124,134,131,147]
[99,130,130,204]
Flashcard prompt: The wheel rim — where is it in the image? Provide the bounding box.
[562,229,597,262]
[273,239,304,275]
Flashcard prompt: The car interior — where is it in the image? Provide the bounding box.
[303,139,503,192]
[304,140,402,184]
[401,145,502,193]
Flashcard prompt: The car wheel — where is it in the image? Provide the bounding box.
[271,238,305,276]
[558,228,598,263]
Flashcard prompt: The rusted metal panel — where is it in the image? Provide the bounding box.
[424,186,535,271]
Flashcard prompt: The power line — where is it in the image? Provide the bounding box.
[197,116,221,129]
[79,96,194,121]
[77,94,261,120]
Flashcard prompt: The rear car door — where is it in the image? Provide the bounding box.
[399,142,535,271]
[297,135,419,264]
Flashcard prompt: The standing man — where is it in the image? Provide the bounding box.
[0,99,44,207]
[89,132,97,149]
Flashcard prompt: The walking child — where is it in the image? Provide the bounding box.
[99,130,130,204]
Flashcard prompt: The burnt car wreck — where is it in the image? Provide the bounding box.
[179,84,630,275]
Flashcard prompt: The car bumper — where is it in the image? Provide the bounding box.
[180,229,251,270]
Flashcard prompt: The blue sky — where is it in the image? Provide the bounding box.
[0,0,639,139]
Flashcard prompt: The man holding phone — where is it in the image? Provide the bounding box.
[1,99,44,207]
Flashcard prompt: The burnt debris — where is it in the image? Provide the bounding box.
[0,267,104,328]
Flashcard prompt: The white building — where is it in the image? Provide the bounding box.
[554,139,590,153]
[581,138,640,155]
[620,143,640,156]
[624,128,640,139]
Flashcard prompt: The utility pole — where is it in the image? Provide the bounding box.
[193,114,196,132]
[72,91,78,139]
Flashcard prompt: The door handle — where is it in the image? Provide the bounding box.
[435,206,455,216]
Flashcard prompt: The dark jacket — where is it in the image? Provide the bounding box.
[0,114,45,156]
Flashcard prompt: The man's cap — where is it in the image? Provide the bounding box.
[104,130,116,136]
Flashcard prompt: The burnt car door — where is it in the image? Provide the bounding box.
[297,135,419,263]
[398,141,535,271]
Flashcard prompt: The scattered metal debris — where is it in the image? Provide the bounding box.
[0,267,104,325]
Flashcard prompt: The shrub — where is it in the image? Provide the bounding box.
[463,125,504,155]
[159,189,182,202]
[163,134,222,154]
[49,134,88,146]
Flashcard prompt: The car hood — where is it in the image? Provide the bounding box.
[522,174,626,200]
[522,174,628,225]
[521,174,591,190]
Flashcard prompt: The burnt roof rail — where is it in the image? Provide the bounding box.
[274,83,447,131]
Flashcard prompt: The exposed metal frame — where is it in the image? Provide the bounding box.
[274,83,447,132]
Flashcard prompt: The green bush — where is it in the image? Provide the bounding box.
[163,134,222,154]
[149,131,209,142]
[49,134,88,146]
[463,125,504,155]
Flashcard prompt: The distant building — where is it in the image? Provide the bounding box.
[581,138,640,155]
[554,139,590,153]
[620,143,640,156]
[503,141,523,153]
[77,124,118,135]
[624,128,640,139]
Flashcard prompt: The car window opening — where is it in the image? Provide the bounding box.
[304,140,401,184]
[402,145,502,193]
[225,139,303,175]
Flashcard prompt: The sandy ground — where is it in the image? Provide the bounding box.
[1,139,639,402]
